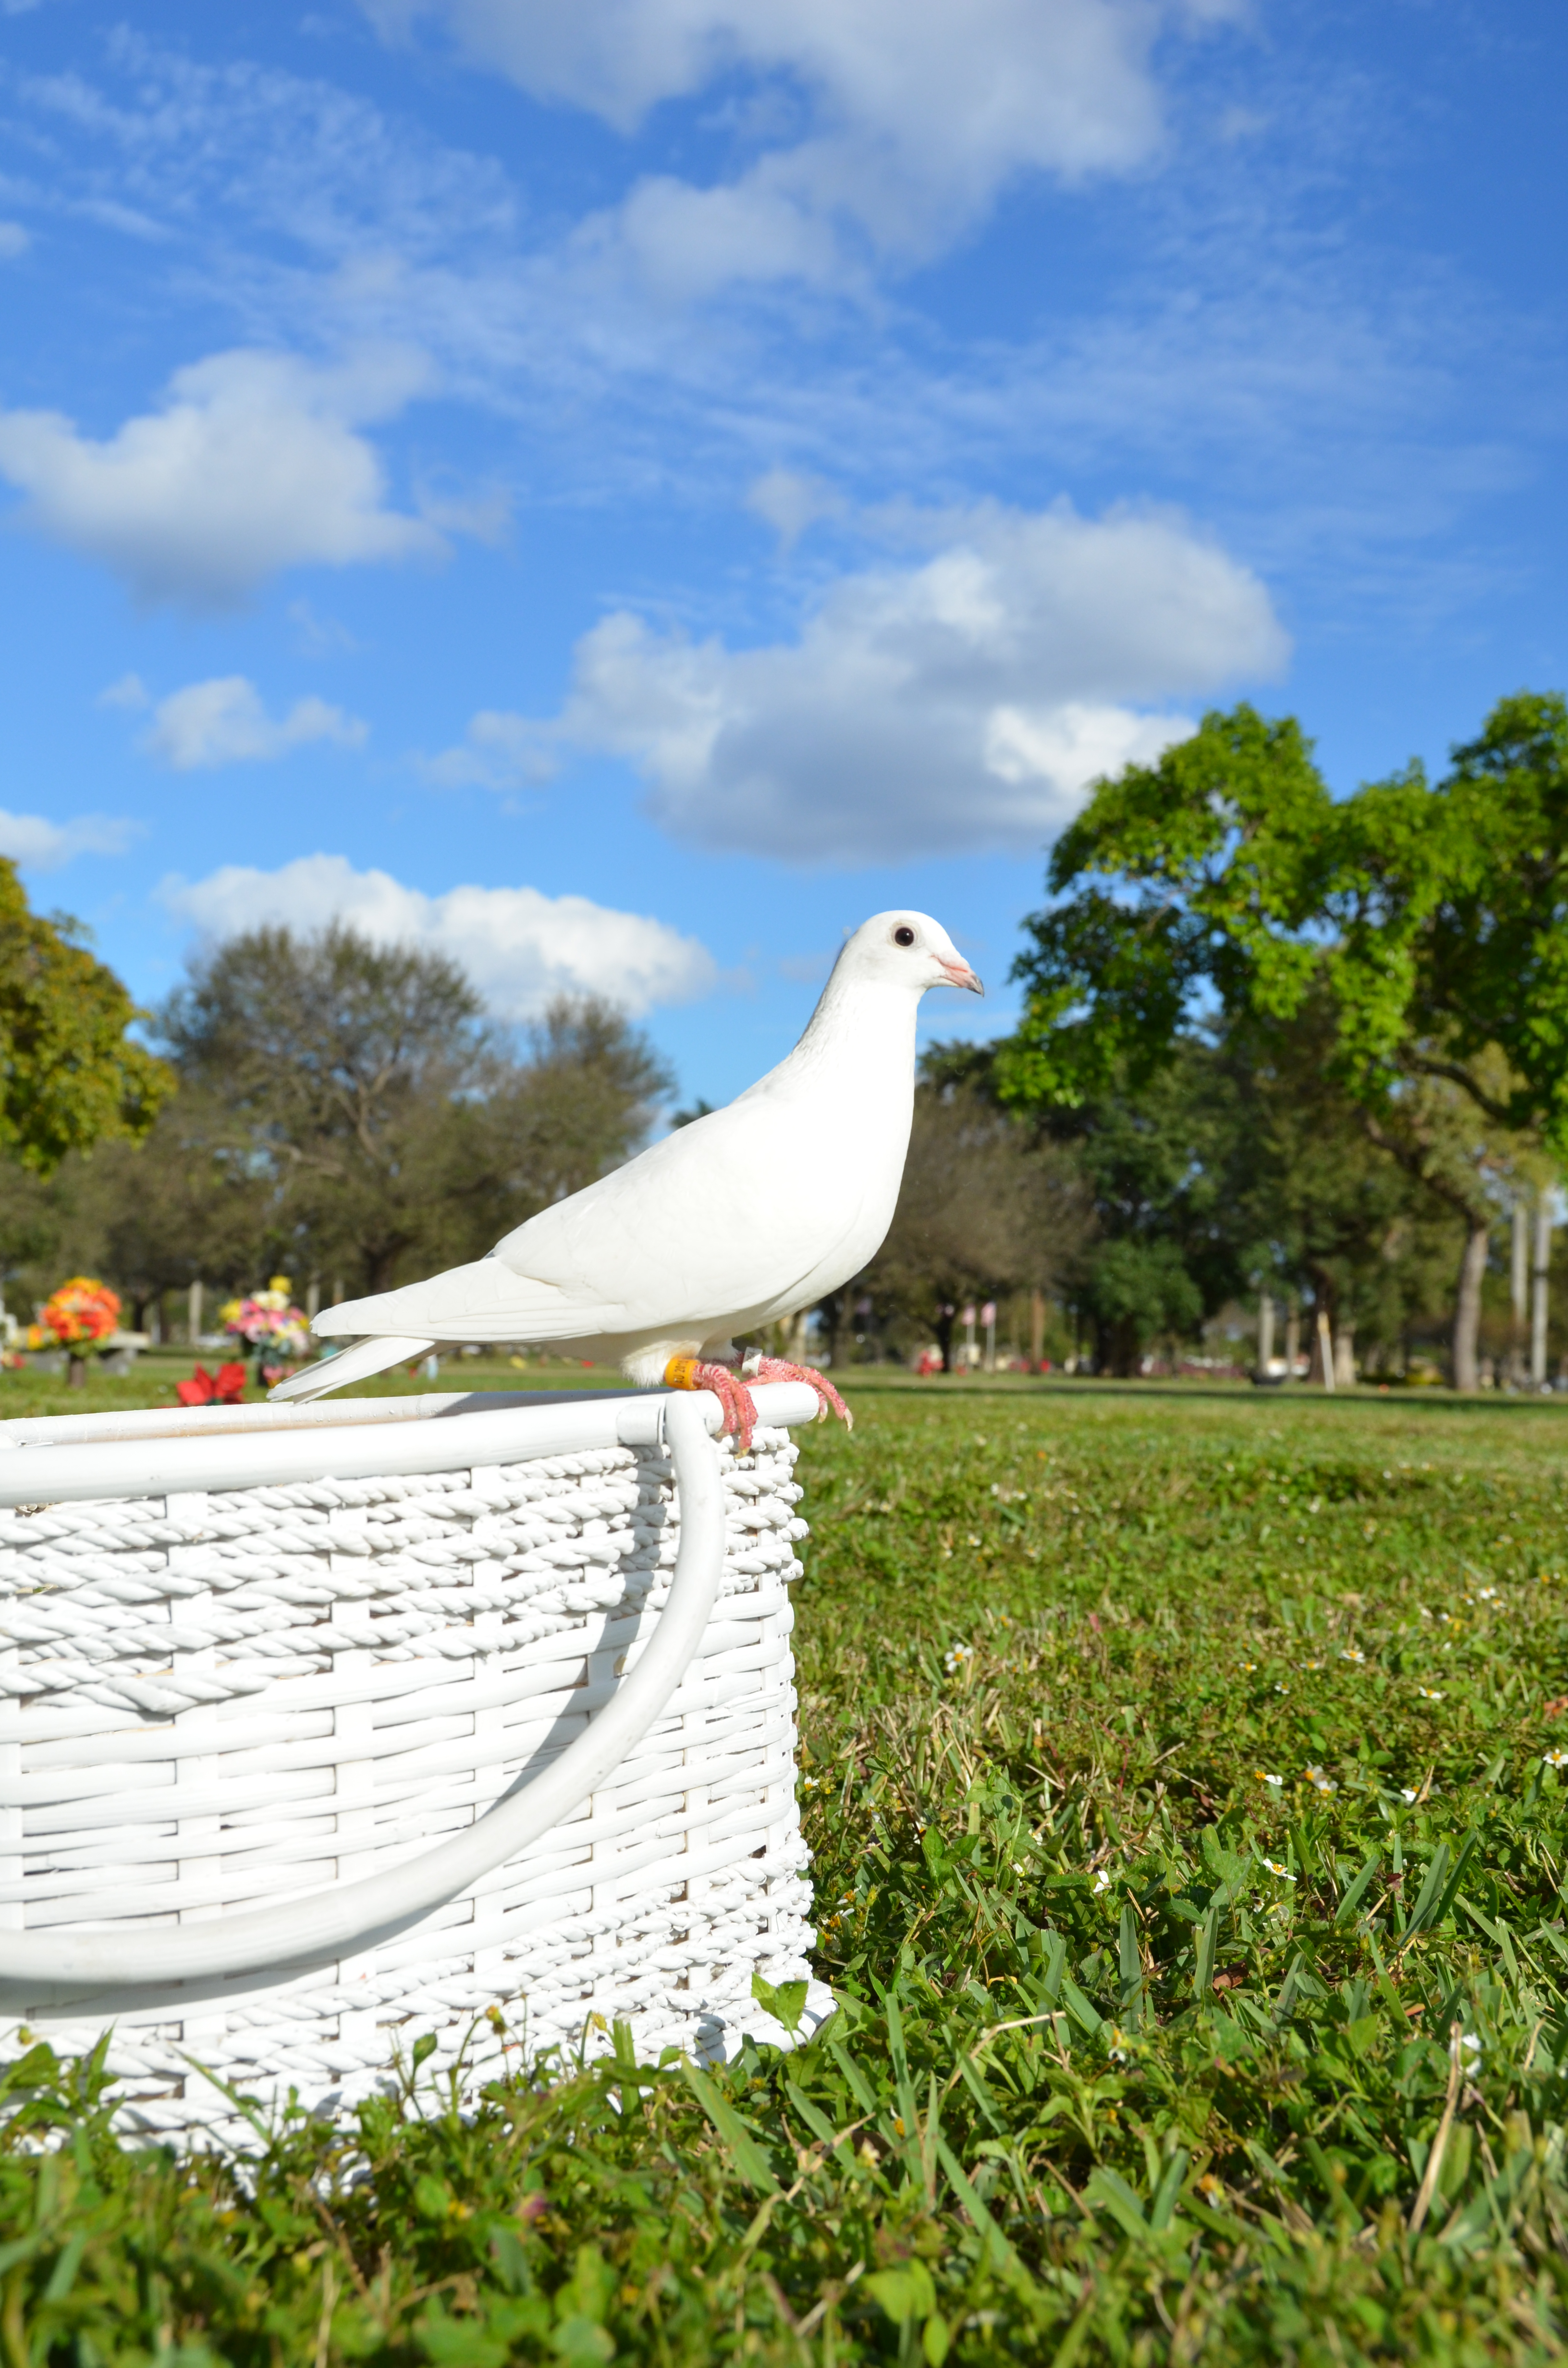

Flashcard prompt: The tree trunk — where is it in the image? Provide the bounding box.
[1305,1275,1338,1386]
[1452,1217,1491,1391]
[364,1247,402,1295]
[1103,1315,1139,1379]
[934,1304,956,1372]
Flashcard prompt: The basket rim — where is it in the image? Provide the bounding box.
[0,1380,821,1510]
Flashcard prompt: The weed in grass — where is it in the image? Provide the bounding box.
[6,1383,1568,2360]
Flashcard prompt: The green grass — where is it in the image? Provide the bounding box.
[8,1381,1568,2362]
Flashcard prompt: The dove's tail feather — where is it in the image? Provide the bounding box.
[314,1257,620,1346]
[268,1334,435,1404]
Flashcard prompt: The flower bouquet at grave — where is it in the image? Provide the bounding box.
[220,1276,310,1388]
[29,1276,121,1387]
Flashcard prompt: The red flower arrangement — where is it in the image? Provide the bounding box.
[176,1362,248,1408]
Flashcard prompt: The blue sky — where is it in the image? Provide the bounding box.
[0,0,1564,1105]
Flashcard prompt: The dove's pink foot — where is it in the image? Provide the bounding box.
[664,1356,760,1455]
[749,1357,854,1432]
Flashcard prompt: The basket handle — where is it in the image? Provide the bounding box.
[0,1394,728,1992]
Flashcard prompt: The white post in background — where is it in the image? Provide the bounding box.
[962,1305,977,1368]
[1285,1304,1300,1381]
[1532,1195,1553,1387]
[1258,1291,1275,1374]
[1316,1307,1335,1392]
[981,1300,996,1373]
[187,1279,203,1345]
[1030,1290,1046,1369]
[1334,1322,1357,1390]
[306,1277,321,1324]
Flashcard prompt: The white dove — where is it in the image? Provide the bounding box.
[269,911,983,1442]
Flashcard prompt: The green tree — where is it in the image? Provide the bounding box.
[78,1090,280,1331]
[0,860,172,1172]
[858,1076,1084,1369]
[1000,697,1568,1386]
[157,925,672,1297]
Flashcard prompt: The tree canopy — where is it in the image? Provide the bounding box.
[999,693,1568,1147]
[154,924,672,1297]
[0,860,172,1172]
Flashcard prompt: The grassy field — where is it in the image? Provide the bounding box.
[5,1374,1568,2362]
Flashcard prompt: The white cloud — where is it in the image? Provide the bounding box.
[160,855,716,1019]
[368,0,1243,292]
[746,467,844,548]
[287,599,361,657]
[543,499,1286,863]
[141,677,369,770]
[0,346,444,607]
[0,223,30,259]
[0,809,138,869]
[419,708,553,790]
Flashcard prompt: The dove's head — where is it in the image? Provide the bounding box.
[838,911,983,997]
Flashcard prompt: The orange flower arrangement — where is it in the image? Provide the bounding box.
[30,1277,121,1351]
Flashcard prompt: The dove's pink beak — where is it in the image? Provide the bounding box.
[941,956,984,995]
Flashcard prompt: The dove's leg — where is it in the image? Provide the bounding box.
[663,1355,760,1455]
[747,1356,854,1432]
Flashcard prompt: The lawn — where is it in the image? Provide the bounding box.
[5,1376,1568,2363]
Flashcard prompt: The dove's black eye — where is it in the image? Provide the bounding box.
[893,925,916,947]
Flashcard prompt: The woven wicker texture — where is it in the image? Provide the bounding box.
[0,1415,817,2146]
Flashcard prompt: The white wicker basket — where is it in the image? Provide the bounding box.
[0,1381,831,2147]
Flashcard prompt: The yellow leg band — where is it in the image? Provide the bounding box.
[664,1355,701,1390]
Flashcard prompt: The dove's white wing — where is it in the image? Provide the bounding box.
[314,1076,888,1346]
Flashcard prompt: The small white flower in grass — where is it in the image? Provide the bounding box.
[1478,1587,1498,1601]
[1091,1868,1113,1894]
[1340,1648,1366,1664]
[1401,1787,1420,1803]
[943,1642,974,1674]
[1300,1659,1323,1672]
[1417,1686,1445,1701]
[1305,1765,1336,1794]
[1459,2031,1482,2069]
[1274,1682,1290,1695]
[1256,1769,1284,1789]
[1545,1749,1568,1769]
[1261,1857,1296,1882]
